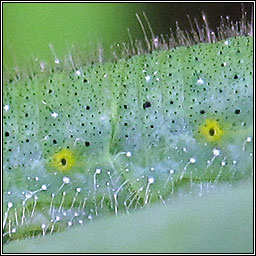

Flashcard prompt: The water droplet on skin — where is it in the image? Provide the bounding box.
[189,157,196,164]
[51,112,58,118]
[41,184,47,191]
[145,75,151,82]
[75,70,81,76]
[4,105,9,111]
[95,169,101,174]
[213,148,220,156]
[148,177,155,184]
[63,177,70,184]
[221,161,226,167]
[169,169,175,175]
[126,152,132,157]
[25,191,33,199]
[197,78,204,85]
[246,137,252,142]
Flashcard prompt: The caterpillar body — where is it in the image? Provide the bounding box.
[3,13,253,242]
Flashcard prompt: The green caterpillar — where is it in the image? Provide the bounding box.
[3,12,253,243]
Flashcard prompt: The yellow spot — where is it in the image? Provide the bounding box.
[52,148,75,172]
[199,119,224,142]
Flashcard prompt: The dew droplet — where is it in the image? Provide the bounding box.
[51,112,58,118]
[126,152,132,157]
[63,177,70,184]
[148,177,155,184]
[41,184,47,191]
[189,157,196,164]
[4,105,9,111]
[95,168,101,174]
[197,78,204,85]
[213,148,220,156]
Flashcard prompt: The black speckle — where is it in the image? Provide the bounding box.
[234,75,239,79]
[124,104,128,109]
[85,141,90,147]
[53,139,57,144]
[5,132,10,137]
[235,109,240,114]
[86,106,90,110]
[209,128,215,136]
[200,110,205,114]
[143,101,151,109]
[61,158,66,166]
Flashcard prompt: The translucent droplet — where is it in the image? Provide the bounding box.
[189,157,196,164]
[221,161,226,167]
[145,75,151,82]
[95,168,101,174]
[169,169,175,175]
[41,184,47,191]
[246,137,252,142]
[75,70,81,76]
[25,191,33,199]
[4,105,9,111]
[148,177,155,184]
[51,112,58,118]
[63,177,70,184]
[197,78,204,85]
[213,148,220,156]
[224,40,229,45]
[126,152,132,157]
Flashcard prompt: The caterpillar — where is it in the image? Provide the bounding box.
[3,8,253,244]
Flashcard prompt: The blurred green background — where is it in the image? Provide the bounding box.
[3,2,253,72]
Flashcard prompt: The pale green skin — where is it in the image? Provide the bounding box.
[3,36,253,247]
